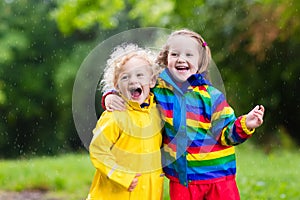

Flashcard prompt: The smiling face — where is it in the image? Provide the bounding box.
[167,35,201,83]
[115,56,155,105]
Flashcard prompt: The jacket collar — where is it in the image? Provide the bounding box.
[159,69,211,93]
[122,92,155,111]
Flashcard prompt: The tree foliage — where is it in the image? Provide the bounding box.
[50,0,125,35]
[0,0,95,157]
[0,0,299,157]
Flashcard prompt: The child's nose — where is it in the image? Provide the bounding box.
[177,55,186,62]
[129,76,138,83]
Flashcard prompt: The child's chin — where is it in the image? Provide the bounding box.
[130,97,140,102]
[132,98,146,105]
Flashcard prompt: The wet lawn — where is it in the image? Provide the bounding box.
[1,144,300,200]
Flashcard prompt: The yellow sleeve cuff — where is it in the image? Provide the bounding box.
[241,115,255,135]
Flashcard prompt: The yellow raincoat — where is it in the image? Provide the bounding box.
[87,93,164,200]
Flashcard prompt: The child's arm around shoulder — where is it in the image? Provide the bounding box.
[102,91,126,111]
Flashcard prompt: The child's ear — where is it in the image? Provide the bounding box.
[149,75,156,88]
[114,83,119,90]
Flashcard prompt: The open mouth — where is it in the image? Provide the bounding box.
[175,66,189,71]
[130,87,142,99]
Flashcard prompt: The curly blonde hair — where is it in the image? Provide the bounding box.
[156,29,211,76]
[101,43,161,92]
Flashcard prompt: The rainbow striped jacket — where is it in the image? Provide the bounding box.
[152,69,254,186]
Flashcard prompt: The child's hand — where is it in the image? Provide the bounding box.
[128,173,141,192]
[246,105,265,129]
[105,94,126,111]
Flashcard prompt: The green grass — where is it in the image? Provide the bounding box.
[0,153,94,200]
[1,144,300,199]
[236,144,300,199]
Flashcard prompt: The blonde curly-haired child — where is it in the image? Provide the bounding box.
[87,43,164,200]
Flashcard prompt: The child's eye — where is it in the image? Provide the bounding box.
[120,75,128,81]
[170,52,178,57]
[186,53,193,57]
[137,73,144,77]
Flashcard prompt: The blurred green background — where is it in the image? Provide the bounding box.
[1,0,299,158]
[1,0,300,199]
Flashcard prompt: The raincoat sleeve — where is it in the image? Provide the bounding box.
[209,87,254,146]
[89,111,135,189]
